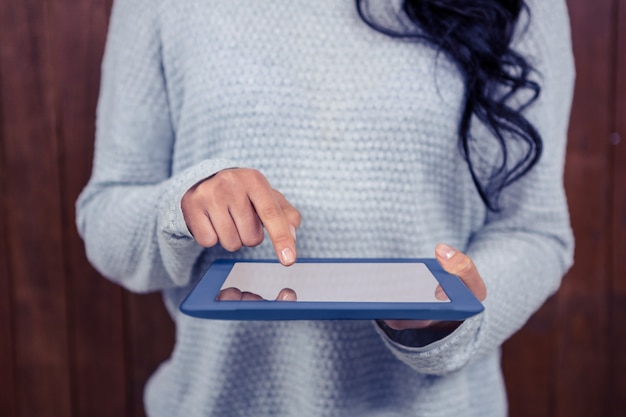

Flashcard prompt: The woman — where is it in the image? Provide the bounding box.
[76,0,575,415]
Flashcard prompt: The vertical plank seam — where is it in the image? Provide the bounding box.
[0,2,21,411]
[608,0,623,414]
[41,0,77,415]
[122,293,137,417]
[0,50,19,417]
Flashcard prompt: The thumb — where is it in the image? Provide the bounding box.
[435,243,487,301]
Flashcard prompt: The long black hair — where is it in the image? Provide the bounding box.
[356,0,542,211]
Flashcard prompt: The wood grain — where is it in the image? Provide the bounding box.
[610,0,626,414]
[125,293,175,417]
[557,0,614,415]
[44,0,130,415]
[0,0,72,415]
[0,109,17,417]
[503,297,559,417]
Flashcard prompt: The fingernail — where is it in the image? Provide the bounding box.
[278,290,294,301]
[436,243,456,260]
[281,247,295,264]
[289,224,297,240]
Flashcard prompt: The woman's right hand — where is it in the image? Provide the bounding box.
[181,168,301,266]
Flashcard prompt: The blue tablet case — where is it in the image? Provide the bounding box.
[179,258,484,321]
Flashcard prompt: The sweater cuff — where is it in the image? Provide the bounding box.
[373,313,484,375]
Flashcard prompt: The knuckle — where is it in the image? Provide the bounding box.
[211,170,236,189]
[246,168,266,183]
[241,232,264,248]
[211,169,249,193]
[215,168,271,198]
[220,238,243,252]
[240,168,266,188]
[196,233,218,248]
[272,188,286,199]
[259,203,284,220]
[290,210,302,227]
[273,190,301,225]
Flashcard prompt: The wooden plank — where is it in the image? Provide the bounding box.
[503,298,558,417]
[44,0,129,416]
[610,0,626,414]
[504,296,559,417]
[0,0,72,416]
[126,293,175,417]
[556,0,614,416]
[0,127,17,417]
[506,1,615,415]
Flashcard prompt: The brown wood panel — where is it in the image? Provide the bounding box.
[503,298,558,417]
[45,0,130,416]
[125,293,175,417]
[0,0,72,416]
[556,0,614,416]
[0,130,17,417]
[610,0,626,414]
[504,1,615,415]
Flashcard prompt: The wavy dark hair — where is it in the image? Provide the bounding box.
[356,0,542,211]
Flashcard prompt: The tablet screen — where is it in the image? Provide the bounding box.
[219,262,448,303]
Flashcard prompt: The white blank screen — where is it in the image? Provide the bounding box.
[220,262,448,302]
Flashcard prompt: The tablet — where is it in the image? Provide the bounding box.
[179,259,484,320]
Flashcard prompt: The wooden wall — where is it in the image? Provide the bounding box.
[0,0,624,416]
[502,0,626,415]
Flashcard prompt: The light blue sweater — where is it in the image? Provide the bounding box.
[76,0,575,415]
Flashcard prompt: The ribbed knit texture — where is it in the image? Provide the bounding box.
[76,0,575,416]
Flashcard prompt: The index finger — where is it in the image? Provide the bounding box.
[247,180,297,266]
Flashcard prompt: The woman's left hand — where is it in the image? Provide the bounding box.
[383,243,487,330]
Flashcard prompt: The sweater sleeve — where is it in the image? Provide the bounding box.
[374,0,575,375]
[75,0,236,292]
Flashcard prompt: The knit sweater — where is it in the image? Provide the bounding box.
[76,0,575,416]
